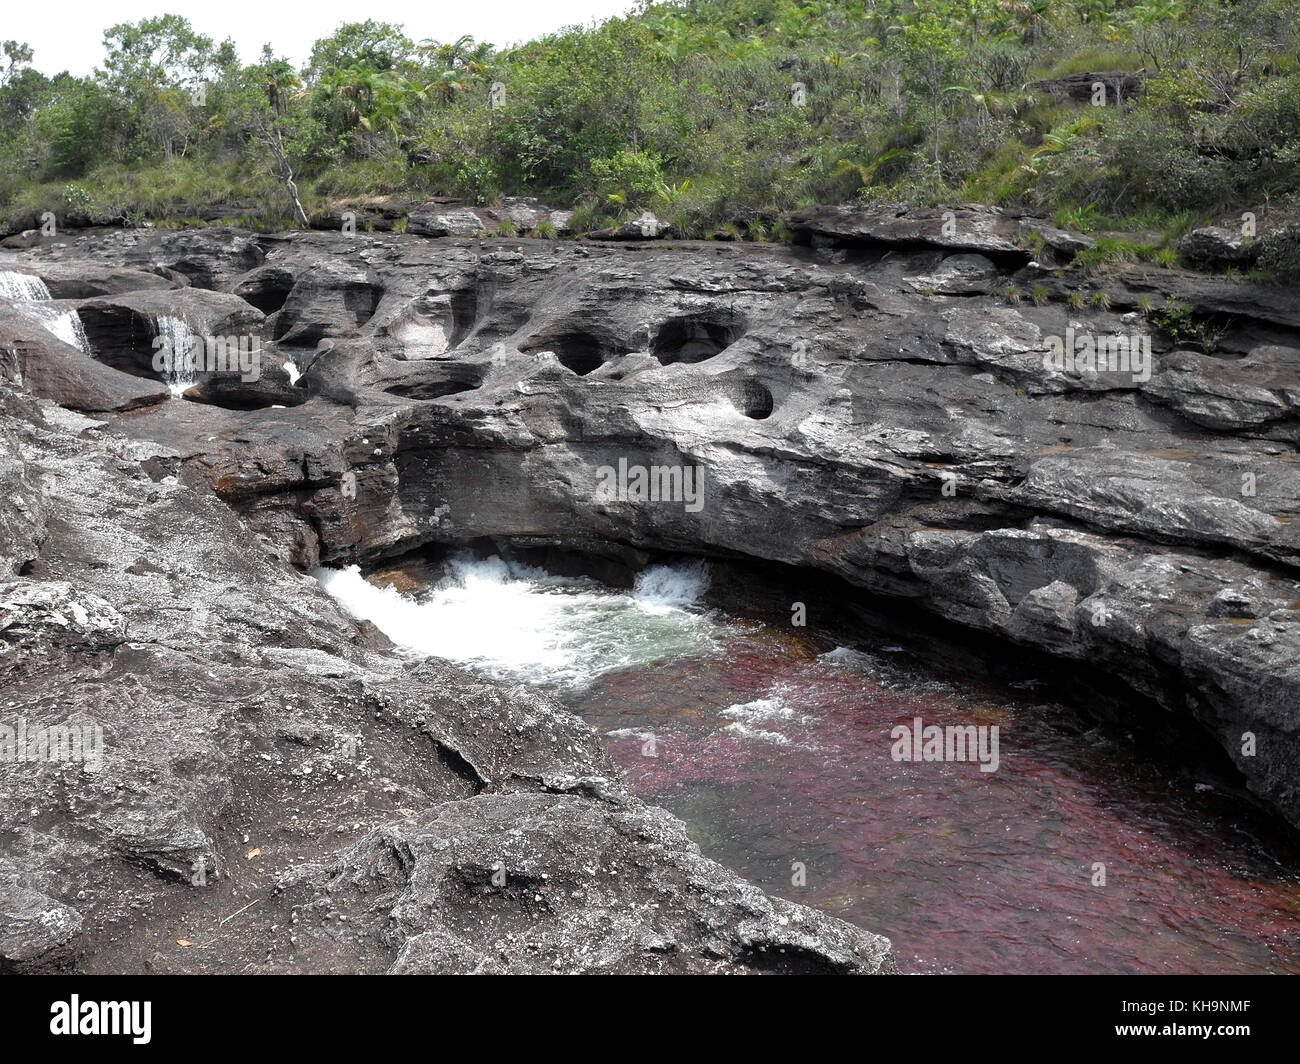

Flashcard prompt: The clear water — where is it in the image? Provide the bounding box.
[316,555,1300,974]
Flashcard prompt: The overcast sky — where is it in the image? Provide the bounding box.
[8,0,641,76]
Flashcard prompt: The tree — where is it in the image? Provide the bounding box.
[100,15,215,92]
[97,16,215,160]
[895,12,965,166]
[1,41,34,88]
[417,35,491,70]
[307,22,414,79]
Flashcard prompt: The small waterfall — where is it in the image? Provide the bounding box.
[0,271,50,301]
[0,270,92,354]
[153,314,197,397]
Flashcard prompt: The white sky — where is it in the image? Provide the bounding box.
[7,0,642,76]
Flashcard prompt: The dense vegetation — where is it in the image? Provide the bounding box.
[1,0,1298,263]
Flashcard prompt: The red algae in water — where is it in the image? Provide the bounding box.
[571,622,1300,975]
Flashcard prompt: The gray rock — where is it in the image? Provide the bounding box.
[407,204,488,238]
[786,202,1029,259]
[906,253,1000,294]
[1017,219,1096,256]
[1178,226,1259,265]
[287,793,894,974]
[501,197,572,234]
[0,338,893,973]
[5,217,1300,875]
[1027,71,1144,103]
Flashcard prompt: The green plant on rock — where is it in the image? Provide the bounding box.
[834,148,909,194]
[1053,202,1097,234]
[568,202,603,235]
[1149,302,1228,353]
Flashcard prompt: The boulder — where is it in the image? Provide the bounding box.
[407,202,488,238]
[1178,225,1259,265]
[787,202,1030,260]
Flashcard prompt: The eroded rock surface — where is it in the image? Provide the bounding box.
[0,341,893,974]
[3,215,1300,969]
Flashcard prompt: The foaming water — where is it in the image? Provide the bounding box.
[631,560,709,609]
[315,555,720,689]
[316,555,1300,974]
[154,315,197,397]
[0,270,92,353]
[0,270,51,301]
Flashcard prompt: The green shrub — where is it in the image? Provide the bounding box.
[454,159,497,206]
[1257,223,1300,282]
[1149,302,1228,353]
[589,150,664,208]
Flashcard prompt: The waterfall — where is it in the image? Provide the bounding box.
[0,270,92,354]
[0,271,50,301]
[153,314,197,398]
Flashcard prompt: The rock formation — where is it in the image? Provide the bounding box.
[3,205,1299,968]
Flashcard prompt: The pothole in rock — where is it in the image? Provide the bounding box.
[384,363,487,400]
[233,267,295,315]
[76,304,166,379]
[383,291,478,359]
[518,327,631,376]
[736,379,774,419]
[182,378,309,409]
[77,304,301,407]
[273,281,383,346]
[651,310,747,365]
